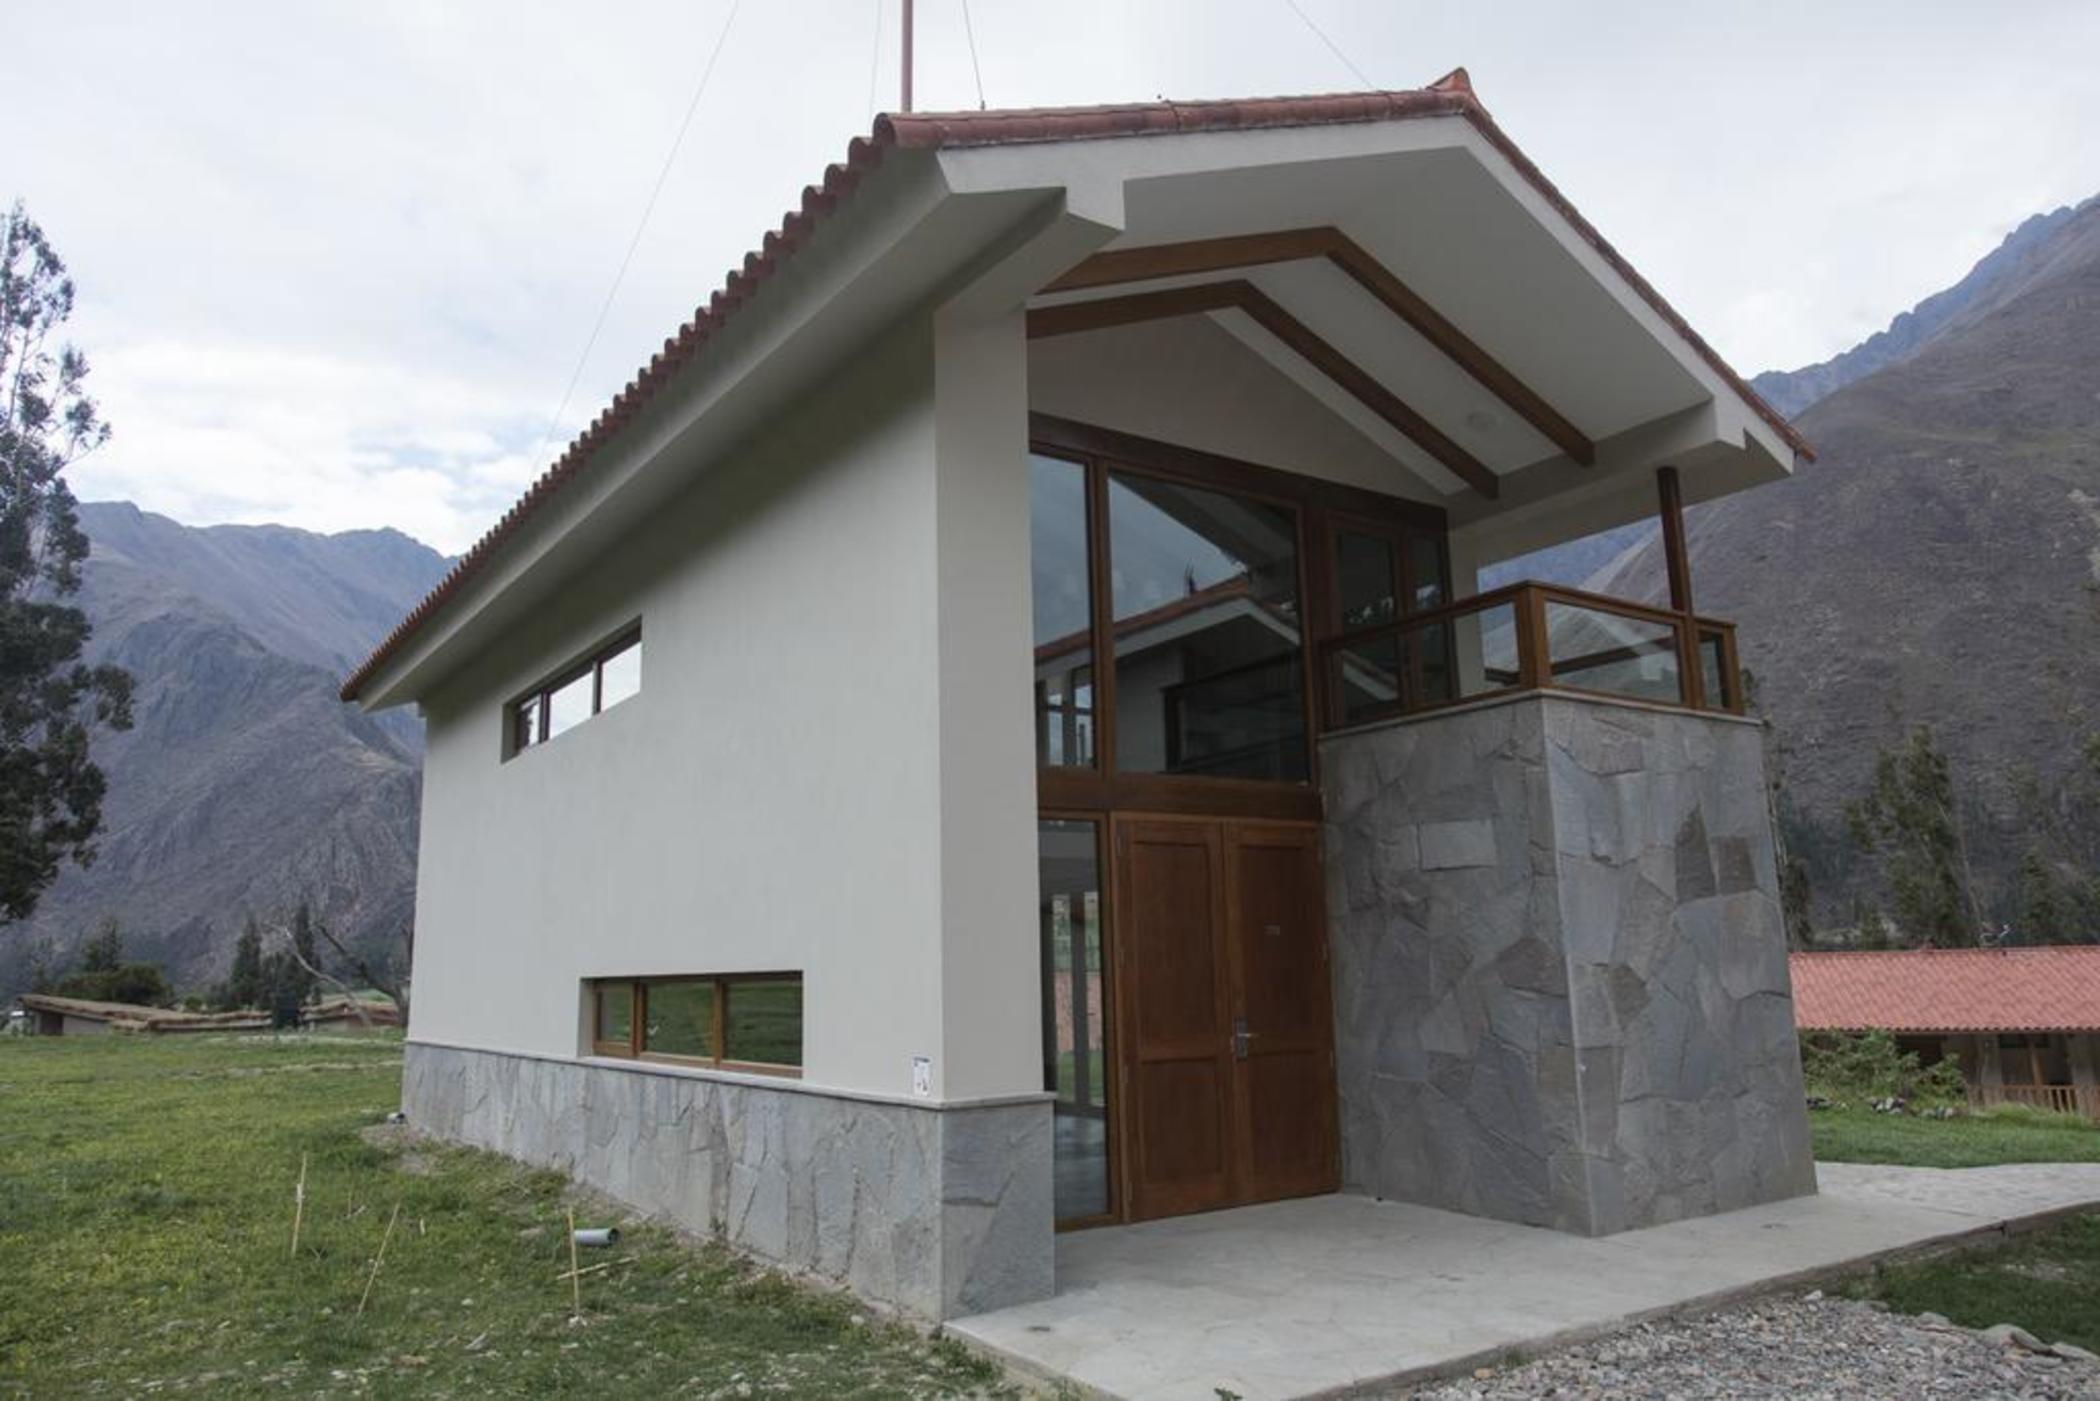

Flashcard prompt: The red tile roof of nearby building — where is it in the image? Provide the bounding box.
[1790,947,2100,1034]
[340,69,1811,704]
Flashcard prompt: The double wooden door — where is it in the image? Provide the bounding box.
[1113,816,1338,1220]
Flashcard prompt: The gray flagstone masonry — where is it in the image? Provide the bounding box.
[1321,693,1817,1235]
[401,1042,1054,1318]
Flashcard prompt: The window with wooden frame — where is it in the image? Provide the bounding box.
[1323,515,1454,726]
[1028,413,1450,815]
[589,974,803,1075]
[508,627,642,756]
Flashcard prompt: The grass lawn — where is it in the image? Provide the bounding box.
[0,1034,1014,1397]
[1846,1213,2100,1354]
[1811,1104,2100,1168]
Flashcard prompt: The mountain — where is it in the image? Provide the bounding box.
[1597,195,2100,931]
[0,506,449,994]
[1751,196,2100,417]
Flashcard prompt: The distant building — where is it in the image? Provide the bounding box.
[1791,947,2100,1119]
[14,992,399,1036]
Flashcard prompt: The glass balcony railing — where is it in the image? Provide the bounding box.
[1318,581,1744,728]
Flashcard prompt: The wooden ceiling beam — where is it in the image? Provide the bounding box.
[1028,280,1499,499]
[1043,226,1595,468]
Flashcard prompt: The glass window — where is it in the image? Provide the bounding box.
[598,637,641,711]
[1039,819,1109,1223]
[594,982,633,1048]
[1410,533,1447,611]
[546,669,594,739]
[507,628,641,757]
[724,979,803,1067]
[513,698,542,751]
[1335,531,1396,630]
[1031,454,1095,768]
[593,974,801,1076]
[642,981,715,1061]
[1108,473,1305,782]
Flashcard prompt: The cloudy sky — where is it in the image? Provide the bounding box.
[9,1,2097,553]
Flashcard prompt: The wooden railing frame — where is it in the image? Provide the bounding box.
[1316,579,1746,730]
[1973,1083,2100,1121]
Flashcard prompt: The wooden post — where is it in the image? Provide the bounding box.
[1515,585,1549,691]
[1656,466,1701,707]
[1656,466,1693,616]
[900,0,913,113]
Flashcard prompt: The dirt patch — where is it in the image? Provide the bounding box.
[358,1121,438,1175]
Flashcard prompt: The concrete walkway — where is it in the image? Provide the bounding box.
[949,1163,2100,1400]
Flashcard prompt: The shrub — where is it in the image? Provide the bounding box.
[1800,1029,1968,1109]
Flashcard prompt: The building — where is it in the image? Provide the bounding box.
[14,992,401,1036]
[343,73,1817,1320]
[1792,947,2100,1119]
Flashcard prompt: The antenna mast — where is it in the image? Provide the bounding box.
[900,0,914,112]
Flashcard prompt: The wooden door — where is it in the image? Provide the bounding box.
[1117,818,1238,1219]
[1114,815,1337,1221]
[1227,821,1338,1202]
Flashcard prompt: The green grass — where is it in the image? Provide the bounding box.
[1811,1104,2100,1168]
[1846,1213,2100,1354]
[0,1034,1011,1398]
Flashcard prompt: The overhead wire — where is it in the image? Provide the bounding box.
[868,0,886,115]
[530,0,743,477]
[960,0,987,109]
[1281,0,1376,90]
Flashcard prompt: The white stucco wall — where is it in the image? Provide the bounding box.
[412,312,1012,1102]
[411,297,1047,1105]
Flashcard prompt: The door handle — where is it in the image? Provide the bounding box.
[1232,1018,1256,1060]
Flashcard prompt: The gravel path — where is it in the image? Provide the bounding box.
[1405,1294,2100,1400]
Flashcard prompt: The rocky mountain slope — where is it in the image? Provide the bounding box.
[1751,196,2100,417]
[0,506,448,994]
[1600,196,2100,929]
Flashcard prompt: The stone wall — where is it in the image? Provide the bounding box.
[402,1042,1053,1319]
[1321,693,1816,1236]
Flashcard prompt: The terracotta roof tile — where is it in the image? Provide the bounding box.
[342,76,1810,703]
[1790,947,2100,1034]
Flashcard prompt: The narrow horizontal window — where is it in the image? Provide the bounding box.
[507,626,642,758]
[588,973,802,1076]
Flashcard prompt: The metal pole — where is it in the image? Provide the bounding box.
[900,0,914,112]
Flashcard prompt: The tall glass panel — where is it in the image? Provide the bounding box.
[1030,455,1095,767]
[1335,530,1396,630]
[1108,473,1306,781]
[1409,532,1448,611]
[1039,819,1109,1222]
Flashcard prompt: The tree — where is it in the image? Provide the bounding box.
[79,915,121,972]
[220,918,266,1010]
[50,920,170,1005]
[1845,725,1983,947]
[275,909,411,1025]
[0,202,132,924]
[2013,847,2066,943]
[53,958,169,1006]
[284,901,321,1006]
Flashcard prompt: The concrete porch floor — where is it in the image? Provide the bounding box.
[949,1162,2100,1401]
